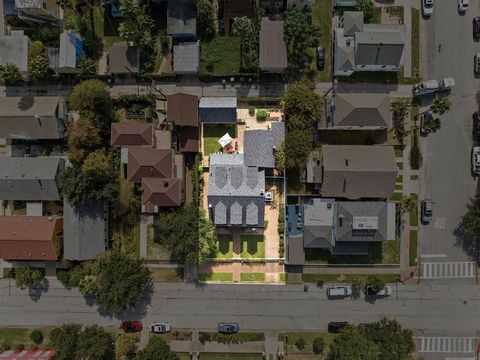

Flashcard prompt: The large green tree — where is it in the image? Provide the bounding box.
[76,56,96,79]
[118,0,154,46]
[15,267,44,290]
[76,325,114,360]
[458,195,480,255]
[284,129,313,169]
[366,275,387,293]
[155,205,217,264]
[330,326,379,360]
[50,324,82,360]
[136,337,179,360]
[0,63,23,85]
[96,252,151,313]
[67,118,102,165]
[284,10,319,66]
[197,0,217,42]
[29,54,50,82]
[282,81,322,130]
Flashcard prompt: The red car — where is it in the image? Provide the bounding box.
[121,320,143,333]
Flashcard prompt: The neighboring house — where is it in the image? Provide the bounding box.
[127,147,174,183]
[0,216,63,261]
[334,11,405,76]
[207,154,265,228]
[15,0,60,25]
[0,30,30,72]
[222,0,255,34]
[142,177,183,212]
[331,92,391,129]
[167,0,196,38]
[63,200,108,261]
[0,350,57,360]
[244,122,285,168]
[199,97,237,124]
[108,42,140,75]
[0,97,66,140]
[173,41,200,74]
[312,145,398,199]
[57,30,84,73]
[259,17,287,73]
[167,93,200,153]
[111,123,154,147]
[0,157,63,201]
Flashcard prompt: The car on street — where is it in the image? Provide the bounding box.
[421,199,433,224]
[121,320,143,333]
[149,322,171,333]
[419,111,433,136]
[473,112,480,140]
[365,286,392,297]
[475,53,480,74]
[218,323,239,334]
[328,322,349,333]
[458,0,469,12]
[326,285,352,299]
[422,0,434,16]
[472,147,480,176]
[473,17,480,39]
[316,46,325,71]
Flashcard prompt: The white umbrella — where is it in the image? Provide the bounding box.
[218,133,233,148]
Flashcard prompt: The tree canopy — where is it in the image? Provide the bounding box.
[29,53,50,82]
[136,337,179,360]
[0,63,22,85]
[50,324,82,360]
[284,10,319,65]
[197,0,217,42]
[430,97,452,116]
[118,0,154,46]
[15,267,44,290]
[330,326,379,360]
[355,0,375,23]
[67,118,102,165]
[284,129,313,169]
[76,325,115,360]
[282,81,322,130]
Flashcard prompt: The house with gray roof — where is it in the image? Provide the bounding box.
[244,122,285,168]
[57,31,84,74]
[0,31,30,72]
[0,157,63,201]
[259,17,287,73]
[173,41,199,74]
[63,199,108,261]
[0,97,65,140]
[207,154,265,228]
[334,11,405,76]
[199,97,237,124]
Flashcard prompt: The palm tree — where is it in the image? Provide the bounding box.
[422,116,441,134]
[0,63,23,85]
[400,195,418,214]
[430,97,452,116]
[76,56,96,80]
[390,98,412,119]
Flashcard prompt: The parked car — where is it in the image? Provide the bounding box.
[473,17,480,39]
[217,323,239,334]
[458,0,469,12]
[316,46,325,71]
[421,199,433,224]
[472,146,480,176]
[149,322,171,333]
[121,320,143,333]
[365,286,392,297]
[326,285,352,299]
[328,321,349,334]
[422,0,434,16]
[473,112,480,140]
[419,111,433,136]
[475,53,480,73]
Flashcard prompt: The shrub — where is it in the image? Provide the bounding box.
[312,337,325,354]
[1,340,12,352]
[249,107,255,116]
[13,343,25,351]
[56,270,71,286]
[30,330,44,345]
[295,337,306,350]
[410,144,421,170]
[69,266,85,287]
[256,109,268,121]
[316,279,325,288]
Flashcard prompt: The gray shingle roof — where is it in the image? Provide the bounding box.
[244,122,285,168]
[59,30,82,69]
[63,199,108,261]
[230,201,243,225]
[246,201,258,226]
[199,97,237,124]
[259,17,287,71]
[214,201,227,225]
[209,196,265,228]
[287,235,305,265]
[0,31,29,72]
[355,27,405,66]
[343,11,363,36]
[335,93,390,128]
[173,41,199,74]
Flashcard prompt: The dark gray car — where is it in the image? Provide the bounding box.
[316,46,325,71]
[218,323,239,334]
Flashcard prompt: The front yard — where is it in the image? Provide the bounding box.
[279,332,336,358]
[216,235,233,259]
[203,124,237,155]
[240,235,265,259]
[198,273,233,282]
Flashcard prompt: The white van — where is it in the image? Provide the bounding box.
[327,285,352,298]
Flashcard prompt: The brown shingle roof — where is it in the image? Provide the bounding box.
[321,145,398,199]
[127,147,173,183]
[259,18,287,71]
[335,93,390,128]
[142,177,181,210]
[111,123,153,146]
[178,126,199,153]
[167,93,199,127]
[0,216,60,260]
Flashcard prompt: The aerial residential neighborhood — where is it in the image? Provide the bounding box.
[0,0,478,359]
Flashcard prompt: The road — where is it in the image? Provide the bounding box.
[419,0,479,264]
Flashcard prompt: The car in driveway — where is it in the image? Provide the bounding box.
[150,322,171,333]
[316,46,325,71]
[365,286,392,297]
[421,199,433,224]
[473,17,480,39]
[422,0,433,16]
[121,320,143,333]
[328,322,349,333]
[458,0,469,12]
[218,323,239,334]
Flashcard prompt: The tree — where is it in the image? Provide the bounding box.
[77,56,96,79]
[295,337,306,350]
[282,82,322,129]
[15,267,44,290]
[430,97,451,116]
[231,16,257,70]
[29,54,50,82]
[355,0,375,23]
[197,0,217,42]
[30,330,44,345]
[284,129,313,169]
[351,278,366,298]
[67,118,102,165]
[366,275,386,293]
[82,150,112,185]
[155,205,217,264]
[390,98,411,143]
[0,63,23,85]
[78,275,98,295]
[284,10,319,65]
[330,326,379,360]
[312,337,325,354]
[50,324,82,360]
[400,195,417,214]
[95,252,151,313]
[459,195,480,245]
[31,40,45,57]
[136,337,179,360]
[76,325,115,360]
[118,0,154,46]
[115,333,138,360]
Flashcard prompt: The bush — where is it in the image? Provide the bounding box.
[256,109,268,121]
[312,337,325,354]
[13,343,25,351]
[30,330,44,345]
[295,337,306,350]
[69,266,85,287]
[56,270,71,286]
[316,279,325,288]
[410,144,421,170]
[249,107,255,116]
[1,340,12,352]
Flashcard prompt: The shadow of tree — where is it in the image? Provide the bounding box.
[17,95,35,111]
[28,277,49,302]
[454,223,478,261]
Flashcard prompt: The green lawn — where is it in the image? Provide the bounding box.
[302,273,400,284]
[389,192,403,202]
[369,7,382,24]
[200,36,241,74]
[280,273,288,282]
[150,268,183,282]
[382,240,400,264]
[409,230,418,266]
[313,0,333,82]
[411,8,420,78]
[337,71,398,84]
[410,204,418,226]
[240,273,265,282]
[202,332,265,343]
[198,273,233,282]
[198,354,263,360]
[0,327,52,348]
[203,124,237,155]
[279,332,336,354]
[397,162,404,170]
[216,235,233,259]
[240,235,265,259]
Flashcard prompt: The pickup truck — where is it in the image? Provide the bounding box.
[472,146,480,176]
[413,77,455,96]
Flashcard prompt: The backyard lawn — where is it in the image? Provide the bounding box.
[198,273,233,282]
[240,235,265,259]
[200,37,241,74]
[240,273,265,282]
[203,124,237,155]
[313,0,332,82]
[216,235,233,259]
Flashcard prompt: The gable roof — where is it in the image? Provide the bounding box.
[173,42,200,74]
[111,123,153,146]
[142,177,181,209]
[0,157,62,200]
[63,200,108,261]
[343,11,363,35]
[259,17,287,71]
[167,0,196,36]
[0,30,29,72]
[303,199,334,249]
[244,122,285,168]
[109,42,140,74]
[0,216,59,260]
[199,97,237,123]
[321,145,398,199]
[178,126,199,152]
[167,93,198,127]
[127,148,173,183]
[335,93,390,127]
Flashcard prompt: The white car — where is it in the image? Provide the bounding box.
[149,322,171,333]
[458,0,469,12]
[422,0,433,16]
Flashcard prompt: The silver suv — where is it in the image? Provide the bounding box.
[421,199,433,224]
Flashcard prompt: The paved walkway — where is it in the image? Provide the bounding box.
[199,261,284,283]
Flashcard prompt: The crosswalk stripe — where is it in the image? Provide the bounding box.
[416,337,476,353]
[421,262,476,278]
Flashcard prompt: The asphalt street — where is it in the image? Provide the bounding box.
[419,0,479,263]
